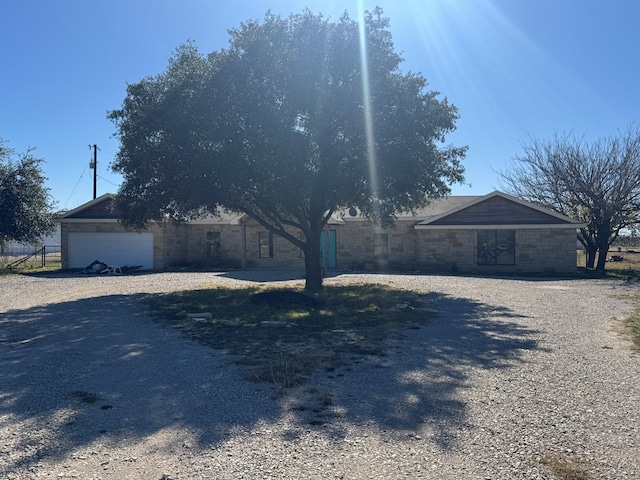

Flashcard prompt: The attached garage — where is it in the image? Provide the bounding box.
[57,194,173,271]
[67,232,154,270]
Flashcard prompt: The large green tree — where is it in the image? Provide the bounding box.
[499,127,640,271]
[0,139,55,249]
[109,9,466,290]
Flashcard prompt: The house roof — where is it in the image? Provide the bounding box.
[57,194,244,224]
[338,195,483,222]
[414,191,586,229]
[56,191,586,229]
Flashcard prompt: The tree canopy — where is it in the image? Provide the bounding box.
[109,8,466,290]
[0,139,55,249]
[498,127,640,270]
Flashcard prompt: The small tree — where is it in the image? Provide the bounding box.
[109,9,466,290]
[0,139,55,250]
[499,127,640,270]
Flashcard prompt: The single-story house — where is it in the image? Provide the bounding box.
[57,191,584,274]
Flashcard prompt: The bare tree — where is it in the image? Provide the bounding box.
[499,126,640,270]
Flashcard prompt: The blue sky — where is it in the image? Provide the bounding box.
[1,0,638,210]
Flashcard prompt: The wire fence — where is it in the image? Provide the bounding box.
[0,245,61,270]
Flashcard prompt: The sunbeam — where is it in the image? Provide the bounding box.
[357,1,381,217]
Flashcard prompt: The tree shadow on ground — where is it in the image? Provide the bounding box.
[281,291,542,449]
[218,269,305,282]
[0,289,542,474]
[0,293,280,475]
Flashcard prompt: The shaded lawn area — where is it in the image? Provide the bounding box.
[146,284,438,395]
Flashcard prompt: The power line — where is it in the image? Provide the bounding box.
[96,175,119,187]
[63,164,88,210]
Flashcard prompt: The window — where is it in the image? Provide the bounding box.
[259,231,273,258]
[477,230,515,265]
[206,231,221,257]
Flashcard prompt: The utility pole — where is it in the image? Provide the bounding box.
[89,144,97,199]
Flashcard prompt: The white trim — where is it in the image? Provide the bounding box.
[187,216,243,225]
[415,224,586,230]
[58,218,121,224]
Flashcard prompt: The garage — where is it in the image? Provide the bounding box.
[68,232,154,270]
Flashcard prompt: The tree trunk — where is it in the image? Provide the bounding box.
[585,247,597,269]
[594,223,612,271]
[303,230,323,292]
[595,249,608,271]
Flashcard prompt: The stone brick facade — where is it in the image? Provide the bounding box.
[415,228,578,274]
[58,192,583,274]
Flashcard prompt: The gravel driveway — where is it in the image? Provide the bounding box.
[0,271,638,479]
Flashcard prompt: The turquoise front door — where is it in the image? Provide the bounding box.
[320,230,337,268]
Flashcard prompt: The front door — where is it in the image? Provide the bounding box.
[320,230,337,268]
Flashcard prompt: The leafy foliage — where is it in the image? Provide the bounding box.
[499,127,640,270]
[0,139,55,248]
[109,8,466,289]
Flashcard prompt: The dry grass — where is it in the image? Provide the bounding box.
[622,301,640,351]
[146,284,436,396]
[0,256,61,274]
[577,250,640,349]
[541,452,594,480]
[577,248,640,281]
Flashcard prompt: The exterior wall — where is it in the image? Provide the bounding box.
[154,223,188,269]
[387,220,420,270]
[185,224,243,268]
[62,220,579,274]
[337,221,373,270]
[515,228,577,273]
[416,229,476,272]
[333,220,417,271]
[415,228,578,274]
[242,222,306,269]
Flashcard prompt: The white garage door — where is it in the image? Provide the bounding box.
[68,232,154,270]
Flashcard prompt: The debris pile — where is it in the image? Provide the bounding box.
[81,259,143,274]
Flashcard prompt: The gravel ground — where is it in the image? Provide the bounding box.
[0,271,638,479]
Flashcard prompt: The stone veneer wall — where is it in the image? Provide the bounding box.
[334,220,418,271]
[386,220,420,270]
[415,228,578,274]
[154,223,188,269]
[336,221,373,270]
[415,229,476,272]
[185,224,243,268]
[243,223,306,269]
[63,221,578,274]
[514,228,577,273]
